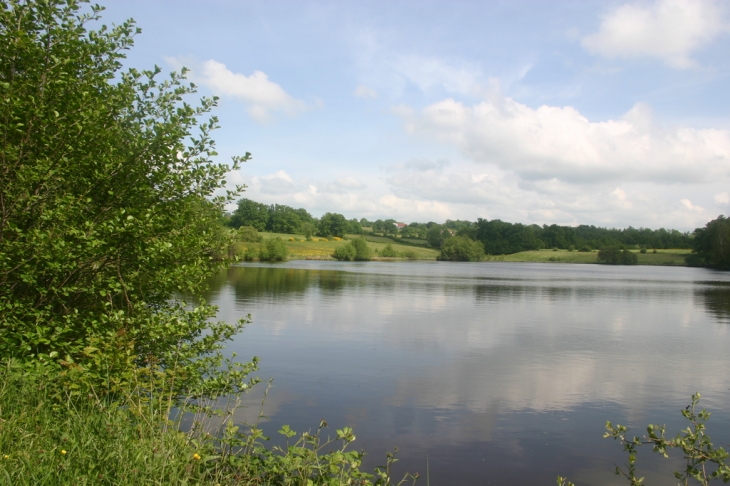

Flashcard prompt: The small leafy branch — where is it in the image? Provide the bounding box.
[559,393,730,486]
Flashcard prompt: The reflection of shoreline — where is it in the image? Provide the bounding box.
[695,283,730,323]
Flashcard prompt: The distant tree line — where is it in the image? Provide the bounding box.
[226,198,697,256]
[227,199,363,238]
[424,219,691,254]
[689,215,730,269]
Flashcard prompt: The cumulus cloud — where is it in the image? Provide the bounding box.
[582,0,728,69]
[395,96,730,185]
[195,60,309,123]
[353,85,378,99]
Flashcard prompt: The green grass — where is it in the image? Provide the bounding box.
[491,248,692,265]
[0,363,414,486]
[234,233,692,266]
[234,233,439,261]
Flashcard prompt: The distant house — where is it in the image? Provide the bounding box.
[394,222,407,229]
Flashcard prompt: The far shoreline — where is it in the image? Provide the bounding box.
[238,233,692,266]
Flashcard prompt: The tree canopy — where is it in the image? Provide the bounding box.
[0,0,246,377]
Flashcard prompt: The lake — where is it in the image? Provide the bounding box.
[202,261,730,485]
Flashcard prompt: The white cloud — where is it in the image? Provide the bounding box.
[395,96,730,185]
[353,85,378,99]
[714,192,730,207]
[582,0,728,69]
[195,60,309,123]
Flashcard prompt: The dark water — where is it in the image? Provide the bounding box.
[202,262,730,485]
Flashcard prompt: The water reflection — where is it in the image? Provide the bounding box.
[204,262,730,485]
[695,281,730,323]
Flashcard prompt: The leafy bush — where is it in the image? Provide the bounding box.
[560,393,730,486]
[597,247,638,265]
[259,238,288,262]
[438,236,485,262]
[237,226,263,242]
[0,0,251,390]
[404,250,417,260]
[578,246,593,252]
[381,244,398,257]
[331,238,372,261]
[351,238,373,261]
[332,243,357,261]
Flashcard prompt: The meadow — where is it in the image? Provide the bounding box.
[234,232,441,261]
[238,233,692,266]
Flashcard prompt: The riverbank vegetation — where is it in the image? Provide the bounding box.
[0,1,413,484]
[227,199,693,255]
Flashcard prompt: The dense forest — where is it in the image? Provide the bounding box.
[227,198,693,254]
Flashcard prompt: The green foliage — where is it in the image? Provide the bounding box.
[597,247,638,265]
[559,394,730,486]
[381,244,398,258]
[237,226,263,243]
[0,0,249,379]
[438,236,485,262]
[259,238,288,262]
[301,222,316,241]
[317,212,348,238]
[332,243,356,261]
[230,198,270,231]
[690,215,730,269]
[351,237,372,261]
[604,393,729,486]
[0,362,416,486]
[331,238,372,261]
[426,225,451,248]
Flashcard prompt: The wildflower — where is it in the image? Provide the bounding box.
[61,450,67,455]
[192,453,201,460]
[3,455,8,459]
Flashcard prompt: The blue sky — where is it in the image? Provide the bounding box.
[102,0,730,230]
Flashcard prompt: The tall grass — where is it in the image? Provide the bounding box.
[0,362,417,485]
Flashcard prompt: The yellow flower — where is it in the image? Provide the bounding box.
[3,455,8,459]
[61,450,67,455]
[192,453,201,461]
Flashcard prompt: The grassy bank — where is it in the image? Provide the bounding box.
[493,248,691,265]
[234,232,440,261]
[237,234,691,266]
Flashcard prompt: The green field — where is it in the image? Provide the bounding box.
[237,232,440,260]
[492,248,692,265]
[237,233,692,265]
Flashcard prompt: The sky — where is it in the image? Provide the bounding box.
[101,0,730,231]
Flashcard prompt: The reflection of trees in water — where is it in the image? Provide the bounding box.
[225,266,311,300]
[695,283,730,322]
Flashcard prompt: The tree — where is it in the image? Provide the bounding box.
[332,243,356,261]
[426,224,450,248]
[269,204,302,234]
[690,216,730,269]
[0,0,247,377]
[331,238,371,261]
[230,198,269,231]
[259,237,288,262]
[380,244,398,257]
[351,237,372,261]
[318,212,347,237]
[438,235,484,262]
[597,247,638,265]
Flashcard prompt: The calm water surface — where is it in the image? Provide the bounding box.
[202,262,730,485]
